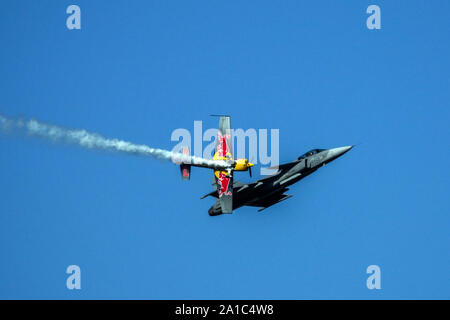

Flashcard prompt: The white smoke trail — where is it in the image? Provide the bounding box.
[0,113,229,170]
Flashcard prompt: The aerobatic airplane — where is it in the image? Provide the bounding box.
[179,116,352,216]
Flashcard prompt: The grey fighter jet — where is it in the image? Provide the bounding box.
[203,145,353,216]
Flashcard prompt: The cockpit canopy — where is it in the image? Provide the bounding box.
[297,149,326,160]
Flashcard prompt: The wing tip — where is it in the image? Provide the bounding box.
[210,114,231,118]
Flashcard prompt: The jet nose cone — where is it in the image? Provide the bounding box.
[338,145,353,154]
[328,145,353,159]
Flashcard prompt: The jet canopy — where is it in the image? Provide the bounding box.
[297,149,325,160]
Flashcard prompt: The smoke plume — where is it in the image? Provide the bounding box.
[0,113,227,169]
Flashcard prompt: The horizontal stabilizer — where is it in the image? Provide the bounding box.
[179,146,191,180]
[200,190,218,199]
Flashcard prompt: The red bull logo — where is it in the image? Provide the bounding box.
[216,132,231,159]
[218,171,232,197]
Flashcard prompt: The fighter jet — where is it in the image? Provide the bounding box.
[178,116,352,216]
[204,145,353,216]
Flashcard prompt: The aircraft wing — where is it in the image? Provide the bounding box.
[267,161,299,172]
[200,179,256,200]
[249,188,292,212]
[214,116,233,213]
[215,116,233,159]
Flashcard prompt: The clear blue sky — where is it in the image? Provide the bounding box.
[0,1,448,299]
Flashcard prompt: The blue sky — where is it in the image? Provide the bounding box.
[0,0,448,299]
